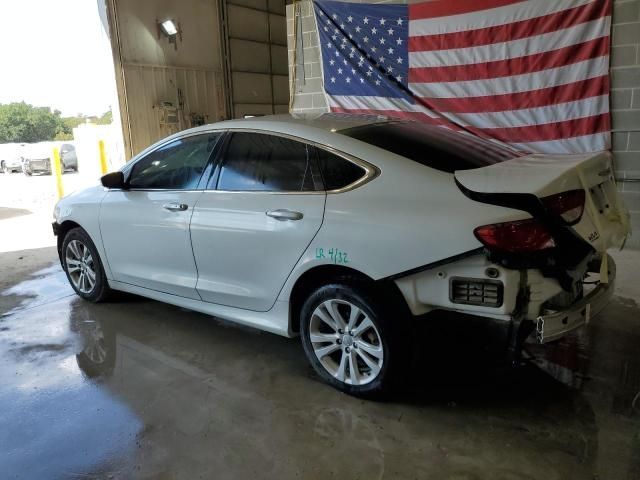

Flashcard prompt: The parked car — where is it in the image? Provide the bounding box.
[0,143,25,173]
[60,143,78,172]
[22,143,53,175]
[52,114,630,397]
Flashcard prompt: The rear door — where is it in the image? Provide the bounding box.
[190,131,325,311]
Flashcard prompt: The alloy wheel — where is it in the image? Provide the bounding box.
[309,299,384,386]
[66,240,97,294]
[82,321,108,364]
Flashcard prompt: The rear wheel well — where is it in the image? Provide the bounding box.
[288,265,410,334]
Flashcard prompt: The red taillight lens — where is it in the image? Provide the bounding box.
[541,189,585,224]
[474,219,556,253]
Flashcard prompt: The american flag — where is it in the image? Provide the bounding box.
[314,0,612,154]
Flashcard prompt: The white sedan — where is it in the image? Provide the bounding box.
[53,114,630,397]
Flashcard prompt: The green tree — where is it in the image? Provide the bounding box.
[57,108,113,139]
[54,130,74,141]
[97,108,113,125]
[0,102,67,143]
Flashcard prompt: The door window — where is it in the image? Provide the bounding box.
[315,148,366,191]
[217,132,322,192]
[128,133,221,190]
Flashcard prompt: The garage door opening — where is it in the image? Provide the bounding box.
[106,0,289,159]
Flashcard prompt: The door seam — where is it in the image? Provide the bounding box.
[188,191,206,301]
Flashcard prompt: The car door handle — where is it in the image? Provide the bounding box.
[163,203,188,212]
[266,209,304,221]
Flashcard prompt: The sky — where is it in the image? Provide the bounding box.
[0,0,117,117]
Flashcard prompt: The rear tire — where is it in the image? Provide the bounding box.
[300,282,406,398]
[62,227,112,302]
[1,161,6,174]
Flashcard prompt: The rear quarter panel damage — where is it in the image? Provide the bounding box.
[278,149,529,302]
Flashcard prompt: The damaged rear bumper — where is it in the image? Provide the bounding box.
[535,254,615,343]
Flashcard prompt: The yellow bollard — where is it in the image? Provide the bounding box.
[52,147,64,199]
[98,140,108,174]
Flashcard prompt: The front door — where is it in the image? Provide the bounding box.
[100,132,222,299]
[190,131,325,311]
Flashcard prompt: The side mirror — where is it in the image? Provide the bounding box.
[101,171,126,189]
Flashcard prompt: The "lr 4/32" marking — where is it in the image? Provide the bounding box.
[315,247,349,264]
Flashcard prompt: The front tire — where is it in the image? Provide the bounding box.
[300,282,405,398]
[62,227,111,302]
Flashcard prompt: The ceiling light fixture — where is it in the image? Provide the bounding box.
[160,19,178,36]
[157,18,182,50]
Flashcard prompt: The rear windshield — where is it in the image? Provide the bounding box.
[339,121,520,173]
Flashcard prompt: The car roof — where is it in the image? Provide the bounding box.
[127,113,401,166]
[186,113,393,136]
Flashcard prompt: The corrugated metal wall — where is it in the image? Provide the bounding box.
[122,64,225,155]
[223,0,289,117]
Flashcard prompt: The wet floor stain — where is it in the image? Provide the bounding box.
[0,262,639,479]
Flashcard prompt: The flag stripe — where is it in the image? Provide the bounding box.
[409,36,609,83]
[409,17,608,67]
[328,94,438,116]
[330,106,451,126]
[409,0,524,20]
[409,0,609,52]
[331,96,610,143]
[474,112,610,143]
[418,75,609,113]
[409,56,609,98]
[446,95,609,129]
[333,105,611,153]
[408,0,592,36]
[510,133,609,153]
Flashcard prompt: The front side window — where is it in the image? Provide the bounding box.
[217,132,321,192]
[128,133,221,189]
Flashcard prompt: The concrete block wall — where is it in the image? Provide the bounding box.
[286,0,328,113]
[611,0,640,247]
[286,0,401,113]
[287,0,640,246]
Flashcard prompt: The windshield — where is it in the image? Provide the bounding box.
[339,121,520,173]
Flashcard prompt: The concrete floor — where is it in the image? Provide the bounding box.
[1,246,639,480]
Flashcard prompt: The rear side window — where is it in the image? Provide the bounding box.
[340,122,519,173]
[315,148,366,191]
[217,132,321,192]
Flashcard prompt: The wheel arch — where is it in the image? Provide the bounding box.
[288,264,410,334]
[56,220,83,262]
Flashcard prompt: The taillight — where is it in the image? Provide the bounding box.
[541,189,585,224]
[474,219,555,253]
